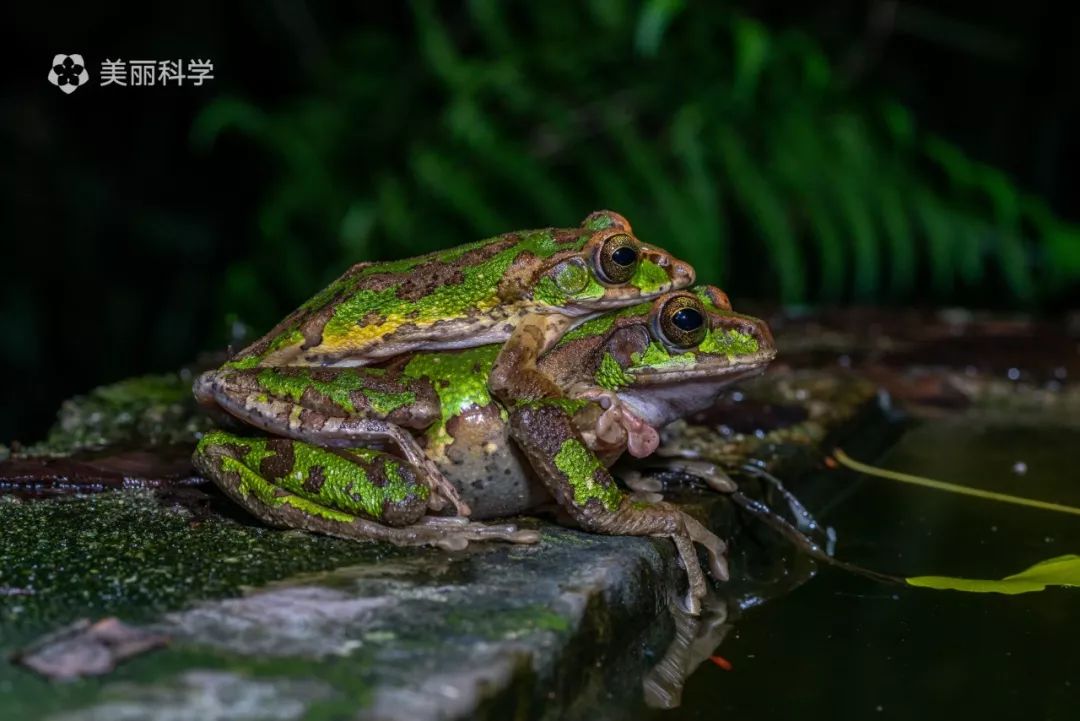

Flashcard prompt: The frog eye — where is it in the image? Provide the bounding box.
[595,233,640,284]
[655,294,708,348]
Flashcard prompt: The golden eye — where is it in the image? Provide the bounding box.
[656,294,707,348]
[595,233,640,284]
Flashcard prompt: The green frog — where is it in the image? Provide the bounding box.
[193,286,776,612]
[211,211,695,515]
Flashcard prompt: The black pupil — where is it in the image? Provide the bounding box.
[611,246,637,267]
[671,308,703,332]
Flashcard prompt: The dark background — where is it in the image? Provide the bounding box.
[4,1,1079,444]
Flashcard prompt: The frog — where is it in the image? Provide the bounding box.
[209,211,696,516]
[193,286,776,612]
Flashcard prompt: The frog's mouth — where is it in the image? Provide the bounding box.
[619,355,774,431]
[571,288,675,311]
[626,348,776,382]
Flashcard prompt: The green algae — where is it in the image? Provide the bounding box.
[256,368,386,415]
[629,258,671,293]
[699,328,759,357]
[630,342,695,370]
[361,388,416,415]
[553,439,622,512]
[23,373,211,456]
[595,352,633,391]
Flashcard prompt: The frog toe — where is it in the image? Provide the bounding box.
[412,516,542,545]
[672,533,707,616]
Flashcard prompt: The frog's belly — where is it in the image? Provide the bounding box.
[439,443,551,519]
[432,406,551,520]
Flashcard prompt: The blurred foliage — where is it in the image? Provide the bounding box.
[192,0,1080,330]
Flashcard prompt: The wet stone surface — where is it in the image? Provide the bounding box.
[0,488,707,720]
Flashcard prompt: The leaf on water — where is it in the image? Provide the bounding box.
[907,555,1080,595]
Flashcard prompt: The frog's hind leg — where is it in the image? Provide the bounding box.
[303,415,471,517]
[203,384,471,517]
[194,431,539,548]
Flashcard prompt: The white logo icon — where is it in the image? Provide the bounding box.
[48,54,90,94]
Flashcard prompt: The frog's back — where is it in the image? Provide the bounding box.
[231,226,588,368]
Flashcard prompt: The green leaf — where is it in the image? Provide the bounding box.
[731,17,770,101]
[880,100,915,148]
[907,555,1080,595]
[634,0,686,57]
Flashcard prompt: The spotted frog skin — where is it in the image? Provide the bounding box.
[212,211,694,514]
[193,286,776,612]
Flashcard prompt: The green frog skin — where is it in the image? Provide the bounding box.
[193,286,776,612]
[206,211,694,515]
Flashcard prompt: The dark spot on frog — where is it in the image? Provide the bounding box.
[368,459,390,487]
[356,271,400,292]
[555,227,588,246]
[454,236,515,266]
[359,310,384,327]
[294,387,340,420]
[303,465,326,494]
[220,441,251,460]
[258,439,295,481]
[306,367,340,382]
[510,403,573,458]
[298,306,337,350]
[393,262,466,301]
[297,407,328,431]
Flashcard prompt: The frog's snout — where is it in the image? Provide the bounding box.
[742,316,777,360]
[641,245,695,287]
[669,258,695,287]
[192,370,217,408]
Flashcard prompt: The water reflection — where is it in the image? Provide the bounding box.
[657,410,1080,720]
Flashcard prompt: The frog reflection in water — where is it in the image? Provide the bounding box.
[215,211,695,516]
[194,286,776,612]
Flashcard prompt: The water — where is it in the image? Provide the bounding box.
[659,410,1080,720]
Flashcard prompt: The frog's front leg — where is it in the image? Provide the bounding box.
[507,402,728,614]
[194,369,470,516]
[193,431,539,548]
[488,313,575,403]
